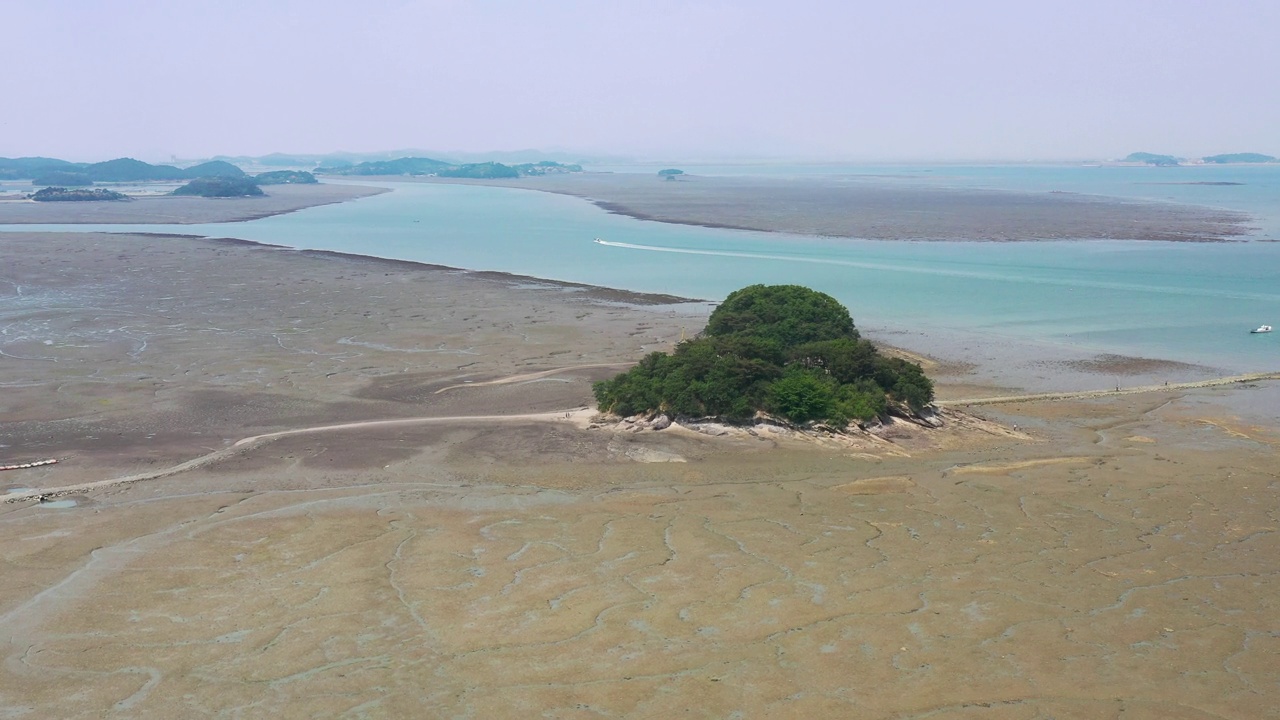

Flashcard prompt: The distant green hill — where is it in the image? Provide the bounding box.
[0,156,80,180]
[39,158,249,182]
[1124,152,1182,166]
[183,160,246,178]
[32,171,92,187]
[172,177,263,197]
[5,156,252,182]
[1201,153,1276,164]
[255,170,318,185]
[84,158,188,182]
[317,157,454,176]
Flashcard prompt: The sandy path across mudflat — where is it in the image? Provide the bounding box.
[2,409,596,504]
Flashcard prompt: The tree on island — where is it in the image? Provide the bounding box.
[593,284,933,428]
[171,177,264,197]
[658,168,684,180]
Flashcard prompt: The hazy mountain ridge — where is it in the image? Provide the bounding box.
[1,156,250,183]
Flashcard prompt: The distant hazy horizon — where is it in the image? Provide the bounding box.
[5,0,1277,163]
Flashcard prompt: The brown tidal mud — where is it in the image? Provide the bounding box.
[0,232,1276,718]
[424,173,1256,242]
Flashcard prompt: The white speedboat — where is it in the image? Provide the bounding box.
[1251,325,1272,333]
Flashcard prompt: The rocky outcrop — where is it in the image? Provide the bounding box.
[589,405,947,445]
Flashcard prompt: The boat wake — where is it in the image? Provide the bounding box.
[591,238,1280,303]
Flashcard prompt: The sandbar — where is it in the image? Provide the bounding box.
[421,172,1255,242]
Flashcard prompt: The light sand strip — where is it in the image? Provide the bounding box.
[432,363,633,394]
[937,372,1280,407]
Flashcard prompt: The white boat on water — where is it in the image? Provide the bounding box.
[1251,325,1272,334]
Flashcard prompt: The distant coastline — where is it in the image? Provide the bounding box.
[0,183,388,224]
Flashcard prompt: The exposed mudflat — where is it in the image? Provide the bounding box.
[423,173,1256,242]
[0,232,1276,718]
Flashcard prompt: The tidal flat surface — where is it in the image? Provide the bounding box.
[0,232,1277,718]
[447,171,1256,242]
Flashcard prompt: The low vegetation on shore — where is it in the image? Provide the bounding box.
[593,284,933,428]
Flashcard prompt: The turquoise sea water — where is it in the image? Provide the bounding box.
[4,166,1279,386]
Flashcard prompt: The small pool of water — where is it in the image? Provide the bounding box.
[38,499,78,509]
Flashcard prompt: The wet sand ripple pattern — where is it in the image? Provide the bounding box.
[1,438,1275,718]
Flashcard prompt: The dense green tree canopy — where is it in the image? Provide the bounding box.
[593,285,933,428]
[706,284,858,348]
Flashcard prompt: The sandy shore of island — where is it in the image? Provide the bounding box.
[416,172,1256,242]
[0,182,387,224]
[0,231,1277,718]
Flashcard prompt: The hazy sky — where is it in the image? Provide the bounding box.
[4,0,1277,162]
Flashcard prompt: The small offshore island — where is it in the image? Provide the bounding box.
[594,284,934,427]
[29,186,128,202]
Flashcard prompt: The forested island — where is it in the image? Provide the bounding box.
[1121,151,1277,166]
[1124,152,1182,166]
[593,285,933,428]
[171,177,264,197]
[1201,153,1277,164]
[255,170,318,185]
[30,187,128,202]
